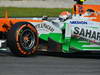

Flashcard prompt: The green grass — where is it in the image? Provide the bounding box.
[0,7,72,17]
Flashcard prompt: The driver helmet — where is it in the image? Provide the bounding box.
[74,0,86,4]
[59,11,71,22]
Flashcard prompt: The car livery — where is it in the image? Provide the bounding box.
[0,0,100,56]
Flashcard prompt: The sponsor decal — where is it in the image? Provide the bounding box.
[82,45,100,47]
[73,27,100,41]
[70,21,87,24]
[35,23,54,32]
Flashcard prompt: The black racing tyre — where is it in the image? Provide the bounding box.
[7,22,39,56]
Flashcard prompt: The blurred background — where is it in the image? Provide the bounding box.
[0,0,99,17]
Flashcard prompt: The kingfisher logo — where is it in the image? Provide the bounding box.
[70,21,87,24]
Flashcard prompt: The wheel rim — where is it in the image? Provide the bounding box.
[20,28,35,50]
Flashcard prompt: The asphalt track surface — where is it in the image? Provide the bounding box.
[0,50,100,75]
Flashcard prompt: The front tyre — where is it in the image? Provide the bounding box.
[7,22,39,56]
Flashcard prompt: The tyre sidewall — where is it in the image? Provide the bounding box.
[7,22,39,56]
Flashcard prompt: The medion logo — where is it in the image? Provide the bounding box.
[70,21,87,24]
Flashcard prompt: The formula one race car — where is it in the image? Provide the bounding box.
[0,0,100,56]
